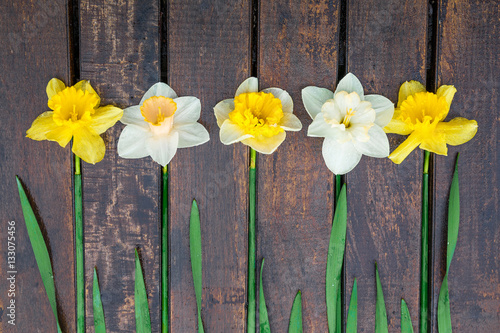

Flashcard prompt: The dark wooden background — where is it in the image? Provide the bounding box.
[0,0,498,332]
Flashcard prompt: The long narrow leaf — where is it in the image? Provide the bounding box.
[438,155,460,333]
[401,299,414,333]
[190,200,204,333]
[135,248,152,333]
[375,263,388,333]
[288,291,303,333]
[93,267,106,333]
[326,184,347,333]
[259,259,271,333]
[345,278,357,333]
[16,177,62,333]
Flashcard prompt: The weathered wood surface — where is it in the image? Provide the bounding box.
[0,0,75,332]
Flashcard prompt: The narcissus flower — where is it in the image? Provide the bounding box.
[117,82,209,166]
[27,78,123,164]
[214,77,302,154]
[302,73,394,175]
[384,81,478,164]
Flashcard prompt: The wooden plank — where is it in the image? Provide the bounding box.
[258,1,339,331]
[0,0,74,331]
[167,1,250,331]
[79,1,161,331]
[431,1,500,331]
[344,0,428,331]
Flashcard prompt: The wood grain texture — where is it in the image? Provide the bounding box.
[432,1,500,331]
[167,0,250,331]
[79,1,161,331]
[258,1,339,331]
[0,0,75,331]
[344,0,428,331]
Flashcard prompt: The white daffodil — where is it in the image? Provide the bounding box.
[117,82,209,166]
[302,73,394,175]
[214,77,302,154]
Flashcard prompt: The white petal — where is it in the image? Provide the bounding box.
[352,125,390,158]
[173,96,201,124]
[334,73,364,98]
[262,87,293,113]
[334,91,361,118]
[117,125,151,159]
[308,113,347,141]
[174,123,210,148]
[301,86,334,119]
[350,101,375,125]
[146,131,179,167]
[321,100,342,123]
[364,94,394,127]
[241,131,286,154]
[140,82,178,105]
[322,138,362,175]
[279,113,302,131]
[120,105,148,128]
[214,99,235,127]
[220,120,253,144]
[235,77,258,97]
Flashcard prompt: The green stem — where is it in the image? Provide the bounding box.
[162,165,169,333]
[420,150,431,333]
[74,155,84,333]
[335,174,342,333]
[247,148,257,333]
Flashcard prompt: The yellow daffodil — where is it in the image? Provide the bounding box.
[214,77,302,154]
[27,78,123,164]
[384,81,478,164]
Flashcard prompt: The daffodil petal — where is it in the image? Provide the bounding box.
[397,80,425,107]
[321,100,342,123]
[27,111,58,141]
[72,127,105,164]
[220,120,253,144]
[322,138,362,175]
[350,101,376,125]
[146,131,179,167]
[420,134,448,156]
[301,86,334,119]
[214,99,235,127]
[334,91,362,117]
[436,85,457,108]
[352,125,389,158]
[241,131,286,154]
[140,82,178,105]
[90,105,123,134]
[121,105,148,127]
[308,113,349,141]
[174,123,210,148]
[437,117,478,146]
[46,78,66,99]
[364,94,394,127]
[45,126,73,148]
[334,73,364,98]
[262,87,293,113]
[388,131,422,164]
[117,125,151,159]
[74,80,101,106]
[235,77,258,97]
[384,117,413,135]
[173,96,201,124]
[279,113,302,131]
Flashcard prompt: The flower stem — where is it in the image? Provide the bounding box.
[74,155,84,333]
[335,174,343,333]
[420,150,431,333]
[247,148,257,332]
[161,165,169,333]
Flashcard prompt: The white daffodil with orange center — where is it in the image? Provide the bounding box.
[117,82,209,166]
[384,80,478,164]
[214,77,302,154]
[302,73,394,174]
[27,78,123,164]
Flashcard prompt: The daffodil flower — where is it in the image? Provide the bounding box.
[214,77,302,154]
[384,81,478,164]
[26,78,123,164]
[302,73,394,175]
[117,82,209,166]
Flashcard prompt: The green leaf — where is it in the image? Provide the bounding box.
[438,155,460,333]
[375,263,388,333]
[288,290,303,333]
[326,184,347,333]
[401,299,414,333]
[135,249,152,333]
[93,267,106,333]
[16,177,62,333]
[259,259,271,333]
[190,200,204,333]
[345,278,357,333]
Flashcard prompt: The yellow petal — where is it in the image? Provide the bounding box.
[436,85,457,107]
[437,117,478,146]
[420,131,448,155]
[72,127,105,164]
[74,80,101,106]
[241,131,286,154]
[388,131,422,164]
[27,111,73,147]
[90,105,123,134]
[384,116,413,135]
[46,78,66,99]
[397,80,426,108]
